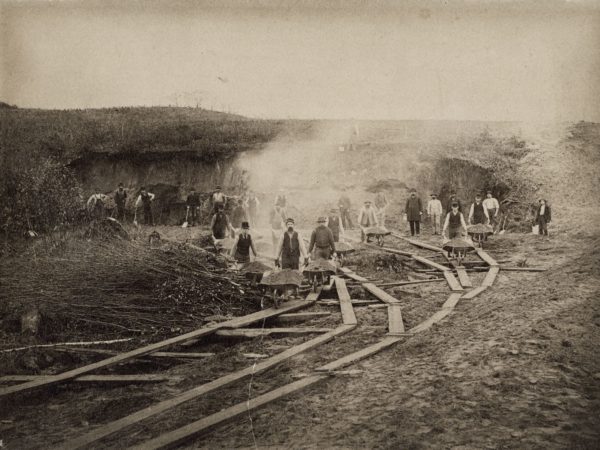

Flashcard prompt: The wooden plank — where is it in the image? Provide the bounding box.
[442,293,463,310]
[317,336,403,372]
[317,300,378,306]
[215,328,331,338]
[455,268,473,288]
[409,308,453,333]
[499,266,547,272]
[275,312,331,323]
[0,299,314,399]
[376,278,445,288]
[53,347,216,359]
[61,324,355,450]
[461,286,488,299]
[133,333,404,450]
[412,255,450,272]
[482,266,500,287]
[0,375,182,383]
[475,249,499,267]
[128,375,329,450]
[362,283,401,304]
[333,277,358,325]
[337,267,369,282]
[443,271,464,292]
[387,304,405,334]
[391,233,445,253]
[379,246,414,257]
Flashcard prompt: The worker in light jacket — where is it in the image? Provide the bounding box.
[483,190,500,232]
[134,187,155,225]
[427,193,443,235]
[535,199,551,237]
[404,189,423,237]
[357,200,378,242]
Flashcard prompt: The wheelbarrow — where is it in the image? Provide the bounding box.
[240,261,271,286]
[442,238,476,266]
[364,226,391,246]
[467,224,494,248]
[303,259,337,292]
[334,241,355,266]
[259,269,304,309]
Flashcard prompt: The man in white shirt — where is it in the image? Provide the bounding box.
[483,191,500,232]
[357,200,379,242]
[135,187,156,225]
[86,192,109,219]
[212,185,227,212]
[426,193,443,235]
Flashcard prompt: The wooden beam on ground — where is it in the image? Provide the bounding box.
[52,347,216,359]
[333,277,358,325]
[499,266,547,272]
[442,293,463,310]
[61,324,356,450]
[362,283,401,304]
[316,336,404,372]
[387,304,405,334]
[128,376,329,450]
[443,271,464,292]
[409,309,453,334]
[337,267,369,282]
[0,299,314,399]
[412,255,450,272]
[391,233,445,253]
[215,328,331,338]
[275,312,331,324]
[317,300,379,306]
[455,268,473,288]
[482,266,500,287]
[475,249,499,267]
[461,286,488,300]
[376,278,445,288]
[0,375,183,384]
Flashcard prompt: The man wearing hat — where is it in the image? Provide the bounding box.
[357,200,378,242]
[483,190,500,232]
[309,216,336,260]
[445,191,463,215]
[212,185,227,212]
[426,193,443,235]
[374,190,390,227]
[468,193,490,225]
[230,221,257,264]
[327,208,345,242]
[443,202,468,240]
[275,218,309,269]
[134,187,155,225]
[210,204,235,246]
[186,187,201,226]
[404,189,423,237]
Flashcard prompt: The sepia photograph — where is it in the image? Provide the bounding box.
[0,0,599,448]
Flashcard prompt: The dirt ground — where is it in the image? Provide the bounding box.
[1,215,598,449]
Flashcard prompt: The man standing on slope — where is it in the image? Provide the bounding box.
[308,216,336,260]
[483,190,500,232]
[135,187,155,225]
[275,218,309,270]
[404,189,423,237]
[427,193,443,235]
[468,193,490,225]
[357,200,378,242]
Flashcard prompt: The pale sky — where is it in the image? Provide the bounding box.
[1,0,600,121]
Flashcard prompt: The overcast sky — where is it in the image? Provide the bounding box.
[1,0,599,121]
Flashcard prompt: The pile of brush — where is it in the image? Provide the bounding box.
[0,238,261,342]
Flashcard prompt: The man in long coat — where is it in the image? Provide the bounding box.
[404,189,423,237]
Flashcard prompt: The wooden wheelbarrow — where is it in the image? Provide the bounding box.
[259,269,304,309]
[334,241,355,266]
[442,238,476,266]
[364,226,391,246]
[303,259,337,292]
[466,224,494,248]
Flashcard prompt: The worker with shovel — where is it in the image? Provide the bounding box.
[483,190,500,233]
[185,187,201,227]
[275,218,309,270]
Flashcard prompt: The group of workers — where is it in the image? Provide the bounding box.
[86,184,156,224]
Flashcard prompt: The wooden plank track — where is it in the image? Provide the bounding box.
[51,347,216,359]
[461,286,488,300]
[215,328,332,338]
[0,299,315,399]
[337,267,369,282]
[275,312,331,324]
[333,277,358,325]
[455,267,473,288]
[362,283,401,304]
[475,249,499,267]
[0,375,183,384]
[443,271,464,292]
[61,324,356,450]
[361,283,404,334]
[412,255,450,272]
[133,335,406,450]
[391,233,445,253]
[482,266,500,287]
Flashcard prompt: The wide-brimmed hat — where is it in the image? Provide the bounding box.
[285,218,295,225]
[430,193,437,197]
[241,221,250,229]
[215,185,222,190]
[410,188,416,193]
[364,200,371,204]
[451,202,459,207]
[317,216,326,223]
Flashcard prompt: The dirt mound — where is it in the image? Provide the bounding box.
[241,261,271,274]
[303,260,337,274]
[261,269,304,287]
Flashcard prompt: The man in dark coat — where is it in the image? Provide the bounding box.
[186,187,201,226]
[468,193,490,225]
[404,189,423,237]
[535,199,551,236]
[309,216,336,260]
[338,191,353,229]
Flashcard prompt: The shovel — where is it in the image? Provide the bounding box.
[182,207,189,228]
